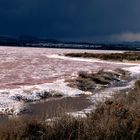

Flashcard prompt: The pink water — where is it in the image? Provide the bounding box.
[0,46,130,89]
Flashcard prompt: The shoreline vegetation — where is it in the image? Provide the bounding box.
[65,51,140,61]
[0,79,140,139]
[65,68,130,92]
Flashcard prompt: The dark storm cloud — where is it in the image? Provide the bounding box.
[0,0,140,41]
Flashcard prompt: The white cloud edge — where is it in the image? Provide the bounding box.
[109,32,140,42]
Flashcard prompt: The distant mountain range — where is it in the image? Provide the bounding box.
[0,35,140,51]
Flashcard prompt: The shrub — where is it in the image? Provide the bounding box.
[65,52,140,61]
[66,69,129,92]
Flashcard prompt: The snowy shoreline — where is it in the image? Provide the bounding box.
[0,61,139,116]
[0,80,91,115]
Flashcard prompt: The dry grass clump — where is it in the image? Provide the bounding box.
[0,116,47,140]
[44,116,85,140]
[0,80,140,140]
[65,51,140,61]
[84,80,140,140]
[0,115,85,140]
[66,69,129,92]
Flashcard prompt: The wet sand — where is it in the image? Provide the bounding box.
[0,95,92,124]
[27,95,93,118]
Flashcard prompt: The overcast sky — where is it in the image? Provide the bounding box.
[0,0,140,42]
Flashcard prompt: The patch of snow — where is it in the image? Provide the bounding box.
[89,79,135,104]
[123,65,140,76]
[0,80,91,115]
[69,77,136,118]
[69,105,96,118]
[47,54,137,66]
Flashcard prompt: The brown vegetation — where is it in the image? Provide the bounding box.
[0,79,140,139]
[65,51,140,61]
[66,69,129,92]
